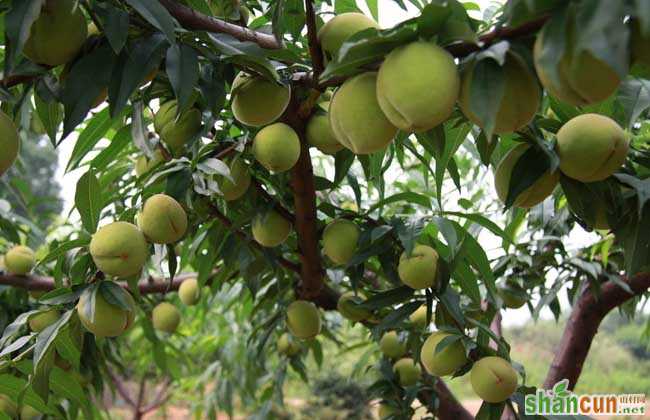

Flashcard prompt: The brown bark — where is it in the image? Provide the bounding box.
[282,96,325,300]
[544,272,650,389]
[0,272,201,294]
[158,0,282,50]
[435,379,474,420]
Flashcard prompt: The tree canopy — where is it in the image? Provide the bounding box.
[0,0,649,419]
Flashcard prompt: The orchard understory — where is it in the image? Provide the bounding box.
[0,0,649,419]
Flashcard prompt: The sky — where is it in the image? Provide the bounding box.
[52,0,598,326]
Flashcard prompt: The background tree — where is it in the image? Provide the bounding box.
[0,0,649,419]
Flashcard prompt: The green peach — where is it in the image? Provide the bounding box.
[29,309,60,332]
[252,122,301,173]
[24,0,88,66]
[251,210,292,247]
[0,110,20,177]
[139,194,188,244]
[337,291,370,322]
[89,222,149,278]
[494,144,559,208]
[178,278,200,306]
[322,219,359,265]
[329,72,398,154]
[534,30,620,106]
[152,302,181,333]
[277,332,301,356]
[306,102,344,155]
[377,402,398,419]
[216,157,251,201]
[497,282,528,309]
[379,331,406,359]
[470,356,518,403]
[393,357,421,387]
[409,305,429,329]
[286,300,321,339]
[420,331,467,377]
[153,100,202,155]
[20,404,40,420]
[0,394,17,418]
[398,245,439,290]
[77,286,136,337]
[5,246,36,275]
[230,72,291,127]
[556,114,628,182]
[135,150,165,177]
[460,53,541,134]
[377,41,460,132]
[318,13,379,60]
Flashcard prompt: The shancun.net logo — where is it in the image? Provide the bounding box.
[525,379,646,416]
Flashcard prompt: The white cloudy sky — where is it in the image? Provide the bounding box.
[51,0,597,326]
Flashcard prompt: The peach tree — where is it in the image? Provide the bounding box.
[0,0,649,418]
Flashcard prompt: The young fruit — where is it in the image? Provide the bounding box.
[470,356,518,403]
[153,100,202,155]
[178,278,200,306]
[306,101,343,155]
[252,210,292,247]
[0,395,17,418]
[393,358,421,387]
[230,72,291,127]
[409,304,429,329]
[318,13,379,60]
[329,72,398,155]
[556,114,628,182]
[4,246,36,275]
[216,157,251,201]
[24,0,88,66]
[134,150,165,177]
[20,404,40,420]
[0,110,20,177]
[29,309,60,332]
[379,331,406,359]
[286,300,322,339]
[138,194,188,244]
[152,302,181,334]
[534,26,620,106]
[377,402,398,419]
[337,292,370,322]
[252,123,300,173]
[494,144,559,208]
[497,282,528,309]
[420,331,467,377]
[77,285,136,337]
[89,222,149,278]
[460,53,541,134]
[322,219,359,265]
[377,41,460,132]
[277,332,301,356]
[398,245,439,290]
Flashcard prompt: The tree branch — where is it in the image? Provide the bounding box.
[303,0,324,78]
[434,379,474,420]
[252,179,295,224]
[0,272,203,294]
[107,369,137,408]
[283,96,325,300]
[544,272,650,389]
[158,0,282,50]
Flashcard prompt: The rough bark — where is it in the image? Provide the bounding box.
[543,272,650,389]
[158,0,282,49]
[0,272,200,294]
[282,96,325,300]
